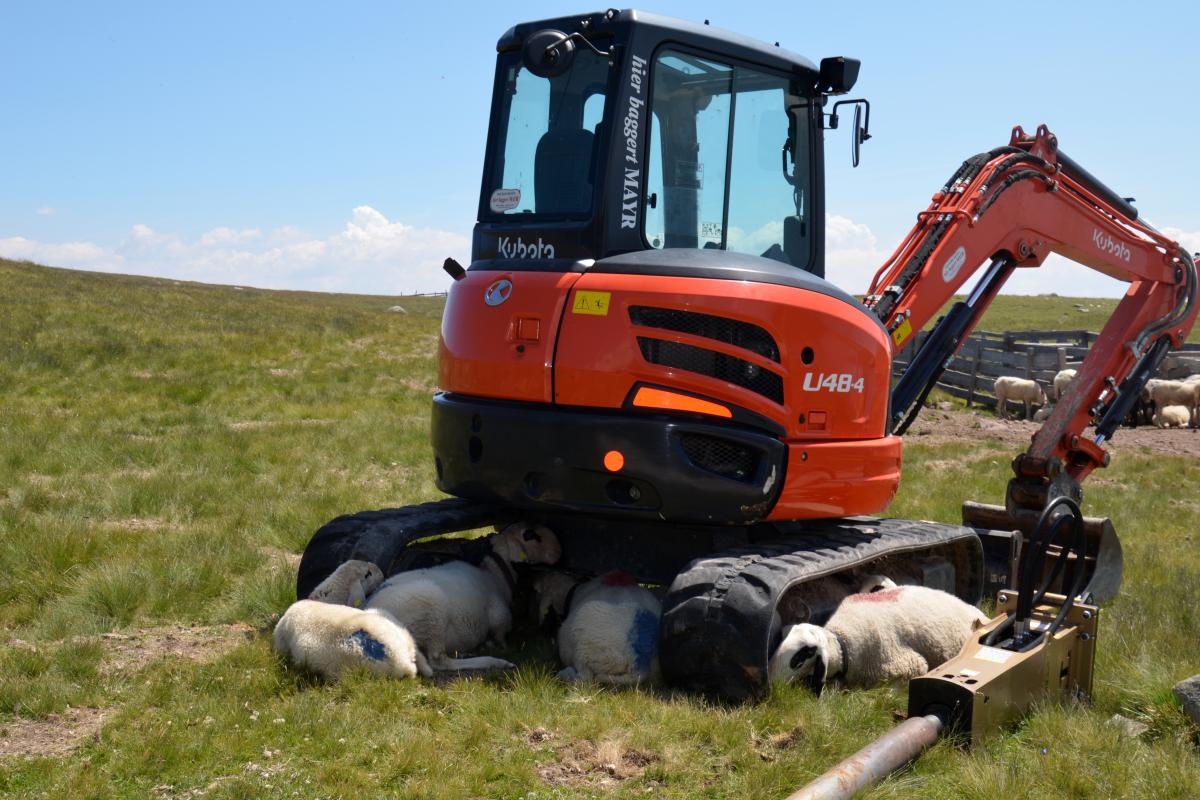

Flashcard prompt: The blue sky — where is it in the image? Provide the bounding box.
[3,1,1198,296]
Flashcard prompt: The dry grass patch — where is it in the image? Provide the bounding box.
[536,734,659,788]
[0,707,106,759]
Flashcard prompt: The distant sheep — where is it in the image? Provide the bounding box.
[994,376,1046,420]
[308,559,383,607]
[273,599,431,680]
[535,571,662,685]
[768,585,988,691]
[366,523,561,671]
[1053,369,1077,401]
[1154,405,1192,429]
[1144,380,1200,427]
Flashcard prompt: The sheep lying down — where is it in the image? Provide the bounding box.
[366,523,561,671]
[535,571,662,685]
[769,585,988,692]
[273,600,432,680]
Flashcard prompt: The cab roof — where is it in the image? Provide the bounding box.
[497,9,820,81]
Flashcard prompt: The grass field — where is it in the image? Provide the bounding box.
[2,258,1199,799]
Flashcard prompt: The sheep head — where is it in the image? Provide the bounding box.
[308,560,384,607]
[494,523,562,567]
[858,574,897,594]
[768,623,832,694]
[532,571,579,631]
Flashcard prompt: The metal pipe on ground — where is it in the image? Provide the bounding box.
[783,713,945,800]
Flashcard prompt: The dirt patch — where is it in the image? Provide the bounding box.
[906,408,1200,459]
[0,707,105,759]
[535,735,658,788]
[98,623,255,674]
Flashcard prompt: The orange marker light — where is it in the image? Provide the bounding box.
[632,387,733,418]
[603,450,625,472]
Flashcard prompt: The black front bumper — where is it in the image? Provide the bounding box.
[431,393,786,524]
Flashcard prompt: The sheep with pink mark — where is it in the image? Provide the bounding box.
[769,585,988,691]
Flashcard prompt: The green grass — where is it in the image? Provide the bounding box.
[2,259,1199,799]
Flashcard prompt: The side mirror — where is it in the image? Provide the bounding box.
[851,103,866,168]
[831,99,871,168]
[522,29,576,78]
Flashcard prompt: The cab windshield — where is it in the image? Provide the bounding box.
[484,49,609,218]
[644,50,815,269]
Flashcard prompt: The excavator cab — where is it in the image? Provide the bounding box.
[438,9,902,527]
[473,9,841,271]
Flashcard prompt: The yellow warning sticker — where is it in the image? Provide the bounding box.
[572,290,611,316]
[891,317,913,348]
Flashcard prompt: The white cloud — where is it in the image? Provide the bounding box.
[0,235,109,266]
[823,213,886,295]
[0,206,470,295]
[198,227,261,247]
[35,207,56,216]
[5,207,1195,301]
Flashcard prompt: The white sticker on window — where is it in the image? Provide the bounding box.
[700,222,722,241]
[490,188,522,213]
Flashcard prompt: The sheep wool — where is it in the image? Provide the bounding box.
[1053,369,1077,401]
[1154,404,1192,428]
[769,585,988,691]
[994,376,1046,420]
[535,571,662,685]
[273,600,431,680]
[366,523,561,671]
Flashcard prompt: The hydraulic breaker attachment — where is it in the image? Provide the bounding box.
[907,590,1099,744]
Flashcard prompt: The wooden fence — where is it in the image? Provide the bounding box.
[894,329,1200,410]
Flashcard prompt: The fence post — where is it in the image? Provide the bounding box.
[966,349,982,408]
[1024,347,1034,379]
[1057,346,1067,372]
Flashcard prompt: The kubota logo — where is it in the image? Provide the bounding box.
[497,236,556,260]
[1092,228,1131,263]
[483,279,512,306]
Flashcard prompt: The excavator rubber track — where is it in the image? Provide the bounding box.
[298,499,985,702]
[660,517,984,701]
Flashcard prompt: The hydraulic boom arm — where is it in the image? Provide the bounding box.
[870,125,1198,510]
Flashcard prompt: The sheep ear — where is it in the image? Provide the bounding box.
[805,650,828,695]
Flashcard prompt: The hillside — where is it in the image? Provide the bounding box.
[2,259,1199,799]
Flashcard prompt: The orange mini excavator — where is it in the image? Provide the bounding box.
[296,10,1197,713]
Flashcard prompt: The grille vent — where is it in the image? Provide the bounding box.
[629,306,780,363]
[637,337,784,404]
[678,433,761,483]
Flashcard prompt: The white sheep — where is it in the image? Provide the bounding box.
[1145,380,1200,427]
[768,585,989,691]
[307,559,384,607]
[1053,369,1077,401]
[366,523,561,671]
[1153,404,1192,428]
[534,571,662,685]
[994,376,1046,420]
[273,599,432,680]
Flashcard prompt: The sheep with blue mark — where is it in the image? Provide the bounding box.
[534,571,662,685]
[273,599,432,680]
